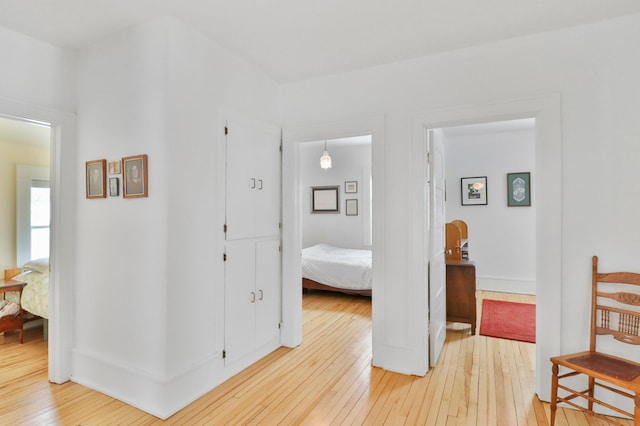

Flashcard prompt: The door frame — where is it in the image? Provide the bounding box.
[0,96,77,383]
[281,116,384,358]
[412,94,562,400]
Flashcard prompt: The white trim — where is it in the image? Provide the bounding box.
[412,94,562,400]
[0,96,77,384]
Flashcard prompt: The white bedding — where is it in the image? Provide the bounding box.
[301,244,372,291]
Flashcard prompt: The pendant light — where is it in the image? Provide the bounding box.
[320,140,332,170]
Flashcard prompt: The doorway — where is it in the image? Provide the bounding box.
[281,116,385,368]
[0,96,77,384]
[414,94,562,400]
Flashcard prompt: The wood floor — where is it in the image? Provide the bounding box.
[0,291,633,425]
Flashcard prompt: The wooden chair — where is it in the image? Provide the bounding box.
[550,256,640,425]
[451,219,469,259]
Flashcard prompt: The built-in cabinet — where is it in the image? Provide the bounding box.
[224,239,281,363]
[223,110,282,366]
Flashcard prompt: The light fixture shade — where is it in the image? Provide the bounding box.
[320,150,332,169]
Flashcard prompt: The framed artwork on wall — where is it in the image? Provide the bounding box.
[346,199,358,216]
[345,181,358,193]
[122,154,148,198]
[109,177,120,197]
[507,172,531,207]
[311,185,339,213]
[86,159,106,199]
[108,160,121,175]
[460,176,487,206]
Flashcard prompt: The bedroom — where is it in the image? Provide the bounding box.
[299,136,373,297]
[0,116,51,343]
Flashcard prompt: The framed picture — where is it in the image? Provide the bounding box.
[311,186,339,213]
[461,176,487,206]
[345,181,358,193]
[109,177,120,197]
[86,159,106,199]
[346,199,358,216]
[108,160,121,175]
[122,154,148,198]
[507,172,531,207]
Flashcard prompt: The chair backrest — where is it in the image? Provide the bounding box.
[590,255,640,352]
[451,220,468,239]
[445,222,462,261]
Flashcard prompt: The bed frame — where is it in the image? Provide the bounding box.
[302,278,371,296]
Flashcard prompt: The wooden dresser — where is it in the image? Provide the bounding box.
[446,259,477,335]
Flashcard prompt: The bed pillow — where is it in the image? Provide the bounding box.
[23,258,49,274]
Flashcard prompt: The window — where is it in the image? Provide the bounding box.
[30,181,50,260]
[16,166,50,265]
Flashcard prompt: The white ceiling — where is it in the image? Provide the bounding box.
[1,1,640,83]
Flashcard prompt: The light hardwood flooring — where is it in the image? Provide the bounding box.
[0,291,633,425]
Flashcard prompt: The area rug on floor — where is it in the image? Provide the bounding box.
[479,299,536,343]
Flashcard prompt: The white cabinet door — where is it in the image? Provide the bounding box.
[254,127,281,238]
[224,240,256,364]
[225,112,258,240]
[255,239,281,349]
[225,111,281,240]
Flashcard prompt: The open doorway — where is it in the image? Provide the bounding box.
[429,118,537,367]
[298,135,373,313]
[414,94,562,400]
[280,116,385,368]
[0,98,77,384]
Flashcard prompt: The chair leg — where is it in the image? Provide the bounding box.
[588,376,595,412]
[634,393,640,426]
[550,363,559,425]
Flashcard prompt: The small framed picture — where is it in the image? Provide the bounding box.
[345,181,358,193]
[109,177,120,197]
[86,159,106,199]
[311,186,339,213]
[507,172,531,207]
[346,199,358,216]
[122,154,148,198]
[461,176,487,206]
[108,161,121,175]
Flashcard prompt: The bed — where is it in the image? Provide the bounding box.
[4,258,49,320]
[301,244,372,296]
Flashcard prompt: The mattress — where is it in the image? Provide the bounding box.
[301,244,372,291]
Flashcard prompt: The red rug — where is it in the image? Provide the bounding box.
[479,299,536,343]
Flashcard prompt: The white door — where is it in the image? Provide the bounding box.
[225,111,281,240]
[225,112,259,240]
[224,240,256,364]
[429,129,447,365]
[255,239,281,349]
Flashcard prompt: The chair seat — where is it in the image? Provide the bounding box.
[552,350,640,391]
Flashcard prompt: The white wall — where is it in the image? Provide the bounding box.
[281,12,640,408]
[444,126,536,294]
[300,140,372,249]
[73,18,280,418]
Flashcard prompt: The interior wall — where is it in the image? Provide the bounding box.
[280,12,640,396]
[444,125,536,294]
[73,17,280,418]
[0,139,50,271]
[300,140,372,249]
